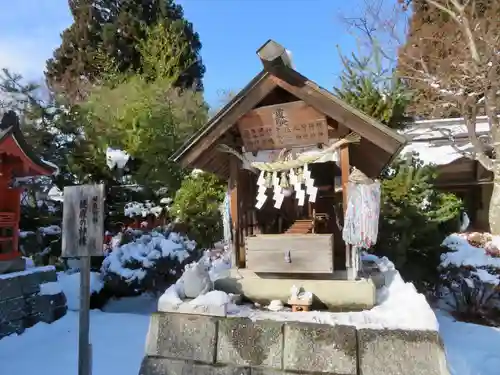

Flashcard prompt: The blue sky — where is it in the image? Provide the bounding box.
[0,0,383,107]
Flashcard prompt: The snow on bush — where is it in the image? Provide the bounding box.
[106,147,130,170]
[439,233,500,323]
[101,228,199,296]
[441,233,500,286]
[124,201,164,218]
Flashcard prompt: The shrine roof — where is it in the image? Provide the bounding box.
[0,111,58,176]
[171,41,407,179]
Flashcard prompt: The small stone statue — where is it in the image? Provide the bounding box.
[180,262,212,299]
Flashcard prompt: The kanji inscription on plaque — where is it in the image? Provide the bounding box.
[237,101,328,152]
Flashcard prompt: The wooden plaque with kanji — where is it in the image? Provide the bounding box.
[237,101,329,152]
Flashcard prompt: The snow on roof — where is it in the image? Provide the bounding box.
[402,116,492,166]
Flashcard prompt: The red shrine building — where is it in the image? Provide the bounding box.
[0,111,57,274]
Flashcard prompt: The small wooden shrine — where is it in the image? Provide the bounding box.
[172,40,406,282]
[0,111,57,273]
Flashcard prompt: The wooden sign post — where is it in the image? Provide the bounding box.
[62,184,105,375]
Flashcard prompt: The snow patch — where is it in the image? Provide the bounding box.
[47,186,64,202]
[106,147,130,170]
[189,290,231,307]
[40,225,62,236]
[40,281,63,296]
[58,272,104,311]
[0,266,55,280]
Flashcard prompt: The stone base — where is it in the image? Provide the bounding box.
[0,267,67,339]
[214,269,376,310]
[0,258,26,274]
[139,311,450,375]
[158,299,227,317]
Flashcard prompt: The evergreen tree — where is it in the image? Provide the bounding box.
[46,0,205,101]
[335,51,463,292]
[334,51,410,130]
[77,21,209,231]
[376,156,462,291]
[81,22,208,192]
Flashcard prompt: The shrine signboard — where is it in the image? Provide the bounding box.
[62,184,105,258]
[237,101,329,152]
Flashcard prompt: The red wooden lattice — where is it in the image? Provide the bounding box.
[0,211,19,261]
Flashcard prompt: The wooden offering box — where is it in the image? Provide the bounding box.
[245,234,333,274]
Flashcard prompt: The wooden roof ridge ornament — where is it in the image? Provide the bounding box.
[0,110,58,273]
[170,40,407,180]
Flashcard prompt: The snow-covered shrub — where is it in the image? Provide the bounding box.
[439,233,500,325]
[101,227,200,297]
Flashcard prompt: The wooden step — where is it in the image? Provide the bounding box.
[285,219,313,234]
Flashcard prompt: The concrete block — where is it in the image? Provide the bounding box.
[217,317,283,369]
[36,270,58,283]
[16,273,41,295]
[139,357,250,375]
[0,297,27,323]
[159,300,227,317]
[0,258,26,274]
[283,322,357,375]
[0,277,22,301]
[358,329,450,375]
[0,319,24,339]
[27,293,63,323]
[145,312,217,363]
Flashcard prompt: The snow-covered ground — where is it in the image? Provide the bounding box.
[0,301,152,375]
[437,311,500,375]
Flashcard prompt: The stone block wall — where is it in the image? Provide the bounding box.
[0,266,67,339]
[140,312,450,375]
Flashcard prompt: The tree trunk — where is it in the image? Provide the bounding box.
[488,172,500,235]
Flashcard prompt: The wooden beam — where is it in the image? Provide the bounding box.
[268,74,404,155]
[340,145,350,213]
[340,145,352,277]
[180,74,277,167]
[229,155,242,268]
